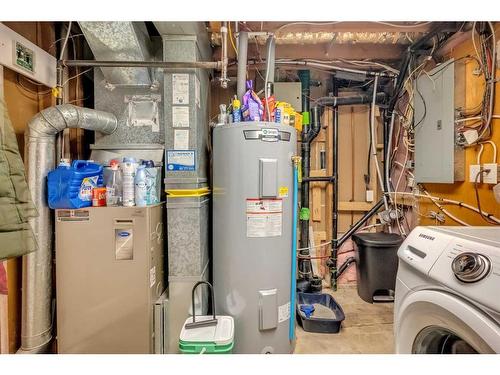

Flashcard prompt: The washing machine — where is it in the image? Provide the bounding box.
[394,226,500,354]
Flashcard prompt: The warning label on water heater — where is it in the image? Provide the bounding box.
[246,198,282,237]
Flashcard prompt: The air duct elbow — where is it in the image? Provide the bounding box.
[27,105,117,139]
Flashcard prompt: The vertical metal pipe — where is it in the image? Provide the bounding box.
[265,35,275,85]
[236,31,248,100]
[331,77,339,291]
[55,61,64,162]
[220,22,229,89]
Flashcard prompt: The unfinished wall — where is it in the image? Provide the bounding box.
[420,27,500,226]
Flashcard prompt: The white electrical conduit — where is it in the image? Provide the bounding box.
[59,21,73,61]
[370,75,392,234]
[389,191,500,225]
[385,112,396,200]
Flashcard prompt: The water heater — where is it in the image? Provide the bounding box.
[213,122,297,353]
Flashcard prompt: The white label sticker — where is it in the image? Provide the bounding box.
[246,199,283,237]
[172,73,189,104]
[172,106,190,128]
[278,302,290,323]
[195,75,200,108]
[174,129,189,150]
[150,266,156,288]
[167,150,196,171]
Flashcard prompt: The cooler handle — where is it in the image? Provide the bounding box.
[185,281,218,329]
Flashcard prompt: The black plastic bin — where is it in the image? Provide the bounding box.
[296,292,345,334]
[352,232,403,303]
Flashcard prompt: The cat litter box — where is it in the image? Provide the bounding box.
[296,292,345,334]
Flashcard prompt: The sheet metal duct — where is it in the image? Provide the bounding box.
[19,105,117,353]
[79,22,153,85]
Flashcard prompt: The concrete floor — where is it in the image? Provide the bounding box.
[295,284,395,354]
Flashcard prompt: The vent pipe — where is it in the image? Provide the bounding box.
[236,31,249,100]
[18,105,117,353]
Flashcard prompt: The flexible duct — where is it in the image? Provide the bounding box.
[19,105,117,353]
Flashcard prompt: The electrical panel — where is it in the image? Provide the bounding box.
[274,82,302,112]
[414,59,465,183]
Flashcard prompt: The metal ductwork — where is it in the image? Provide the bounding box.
[79,22,153,85]
[19,105,117,353]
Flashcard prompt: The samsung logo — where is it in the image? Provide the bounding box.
[418,233,435,241]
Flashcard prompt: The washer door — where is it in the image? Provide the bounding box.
[395,290,500,354]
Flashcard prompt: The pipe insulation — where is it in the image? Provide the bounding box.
[236,31,249,100]
[19,105,117,353]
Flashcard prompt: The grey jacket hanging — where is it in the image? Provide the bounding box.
[0,99,38,260]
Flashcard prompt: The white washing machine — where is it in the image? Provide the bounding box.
[394,226,500,354]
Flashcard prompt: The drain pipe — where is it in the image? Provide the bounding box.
[19,105,117,353]
[236,31,249,100]
[298,106,321,281]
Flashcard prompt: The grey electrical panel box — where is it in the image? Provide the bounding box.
[274,82,302,111]
[414,59,464,183]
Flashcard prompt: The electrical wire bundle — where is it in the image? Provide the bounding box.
[455,22,497,144]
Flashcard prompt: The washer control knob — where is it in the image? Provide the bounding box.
[452,252,491,283]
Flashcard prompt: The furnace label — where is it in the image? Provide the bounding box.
[246,198,283,237]
[172,73,189,104]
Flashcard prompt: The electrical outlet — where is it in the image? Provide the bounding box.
[469,164,481,183]
[483,163,499,184]
[407,176,416,189]
[365,190,374,203]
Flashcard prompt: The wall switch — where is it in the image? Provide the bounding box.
[469,164,481,183]
[482,163,499,184]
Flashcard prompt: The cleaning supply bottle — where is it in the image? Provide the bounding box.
[121,157,138,207]
[105,159,122,206]
[134,165,148,207]
[218,104,229,125]
[261,82,276,122]
[141,160,160,205]
[241,80,264,122]
[232,95,242,123]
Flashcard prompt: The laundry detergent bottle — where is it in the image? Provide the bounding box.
[47,159,103,209]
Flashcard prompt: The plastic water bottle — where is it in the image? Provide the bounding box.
[105,159,122,206]
[135,165,148,207]
[121,157,137,207]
